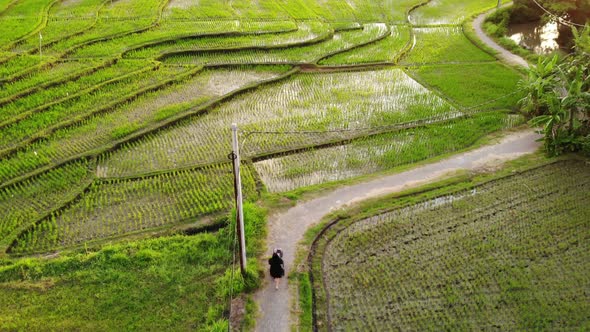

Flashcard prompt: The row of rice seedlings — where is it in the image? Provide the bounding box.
[43,18,153,56]
[409,0,501,26]
[330,22,362,31]
[0,62,186,150]
[163,0,423,24]
[157,19,298,34]
[319,25,411,65]
[163,23,389,65]
[1,0,165,79]
[254,111,523,192]
[48,0,105,18]
[0,160,92,249]
[317,160,590,330]
[15,19,94,52]
[0,66,288,184]
[341,0,424,23]
[100,0,164,19]
[0,59,116,108]
[0,59,149,126]
[323,161,577,276]
[0,54,54,80]
[293,0,420,24]
[124,21,331,59]
[100,68,457,177]
[164,0,290,20]
[0,0,56,47]
[40,0,166,56]
[73,19,303,58]
[8,162,259,254]
[401,27,496,65]
[11,0,105,52]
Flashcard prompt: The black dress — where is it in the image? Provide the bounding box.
[268,254,285,278]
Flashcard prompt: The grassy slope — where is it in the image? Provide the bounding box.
[0,234,229,330]
[309,158,590,330]
[0,203,266,331]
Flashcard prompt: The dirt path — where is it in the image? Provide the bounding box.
[472,3,529,68]
[253,5,534,331]
[253,130,541,331]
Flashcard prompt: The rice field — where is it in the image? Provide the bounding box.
[162,23,391,65]
[254,112,523,192]
[9,163,259,255]
[99,69,460,177]
[4,0,582,330]
[319,25,412,65]
[310,160,590,330]
[0,0,517,256]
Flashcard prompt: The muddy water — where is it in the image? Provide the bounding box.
[507,20,571,54]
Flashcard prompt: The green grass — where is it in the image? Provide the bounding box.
[0,234,243,330]
[401,27,496,64]
[309,159,590,330]
[0,54,55,81]
[0,202,268,330]
[409,0,501,25]
[407,62,523,110]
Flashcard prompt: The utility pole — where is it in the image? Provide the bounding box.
[230,123,247,276]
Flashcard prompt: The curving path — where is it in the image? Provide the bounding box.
[254,5,534,331]
[253,129,542,331]
[472,3,529,68]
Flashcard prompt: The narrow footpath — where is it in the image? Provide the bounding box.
[253,130,542,331]
[254,4,533,331]
[472,3,530,68]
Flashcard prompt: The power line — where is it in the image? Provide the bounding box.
[530,0,586,28]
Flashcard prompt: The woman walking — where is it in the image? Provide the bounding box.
[268,248,285,290]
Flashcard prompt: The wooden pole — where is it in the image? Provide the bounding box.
[231,123,247,276]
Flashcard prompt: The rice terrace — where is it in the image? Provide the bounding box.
[0,0,588,331]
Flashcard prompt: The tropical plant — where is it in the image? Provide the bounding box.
[521,49,590,156]
[517,55,559,117]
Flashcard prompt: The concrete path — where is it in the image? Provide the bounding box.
[253,130,541,331]
[254,5,535,331]
[472,3,530,68]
